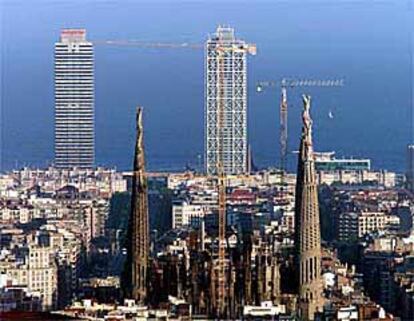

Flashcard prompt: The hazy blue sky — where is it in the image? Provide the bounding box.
[1,0,412,171]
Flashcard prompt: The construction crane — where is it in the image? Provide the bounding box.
[92,39,203,49]
[216,45,227,318]
[256,78,344,192]
[211,41,256,318]
[92,39,257,54]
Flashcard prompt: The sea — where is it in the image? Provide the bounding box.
[1,0,413,173]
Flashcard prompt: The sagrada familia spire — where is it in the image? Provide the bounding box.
[123,107,149,304]
[294,95,323,320]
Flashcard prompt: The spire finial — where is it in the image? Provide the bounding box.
[136,107,143,130]
[136,107,143,150]
[302,95,313,159]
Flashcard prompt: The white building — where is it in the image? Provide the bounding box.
[205,26,252,175]
[172,201,205,229]
[55,29,94,169]
[336,305,358,321]
[243,301,286,318]
[313,152,397,187]
[314,152,371,171]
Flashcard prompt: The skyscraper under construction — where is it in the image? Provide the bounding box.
[123,107,149,304]
[205,26,250,175]
[294,96,323,320]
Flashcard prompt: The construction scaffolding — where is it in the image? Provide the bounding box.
[205,26,255,176]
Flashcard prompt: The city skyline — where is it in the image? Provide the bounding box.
[1,0,412,173]
[1,1,414,320]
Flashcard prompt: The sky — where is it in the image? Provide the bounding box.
[1,0,413,172]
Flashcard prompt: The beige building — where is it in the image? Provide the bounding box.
[338,211,400,241]
[6,245,58,310]
[317,170,397,187]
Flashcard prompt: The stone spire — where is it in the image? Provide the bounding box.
[294,95,323,320]
[125,107,149,304]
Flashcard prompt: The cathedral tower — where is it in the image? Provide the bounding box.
[294,96,323,320]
